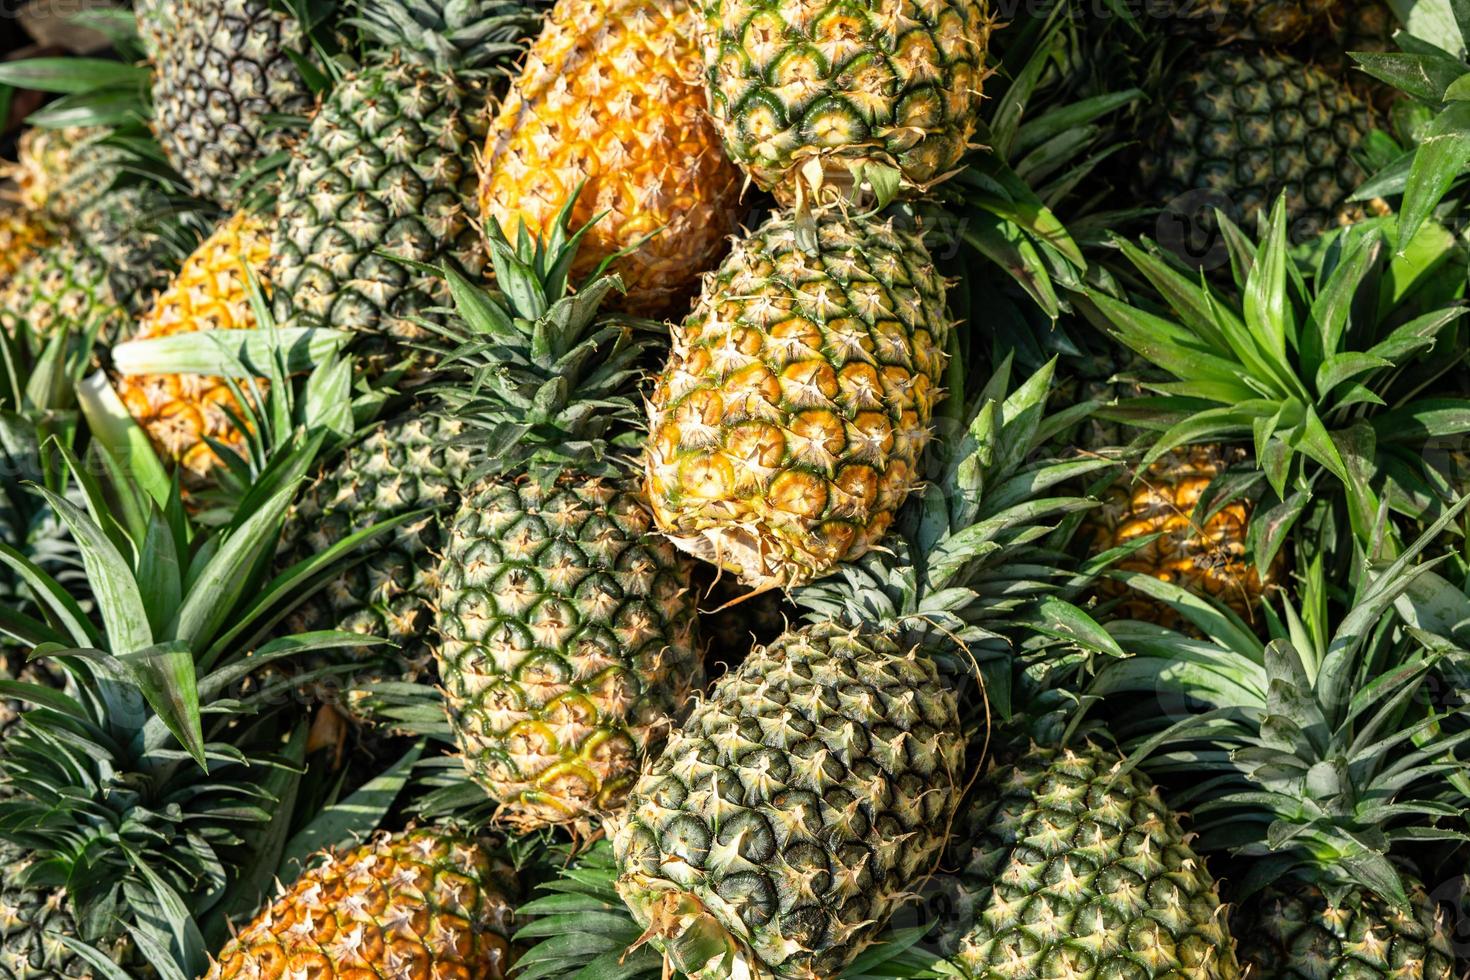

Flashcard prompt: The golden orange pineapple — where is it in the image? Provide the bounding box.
[644,207,951,588]
[0,207,54,289]
[478,0,742,316]
[114,211,270,478]
[1081,444,1275,630]
[204,829,518,980]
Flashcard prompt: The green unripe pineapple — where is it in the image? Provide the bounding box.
[0,240,125,345]
[944,744,1241,979]
[438,474,701,832]
[0,845,88,980]
[270,0,529,368]
[424,194,702,833]
[1141,48,1381,243]
[1234,882,1453,979]
[613,621,965,978]
[144,0,316,208]
[281,413,472,685]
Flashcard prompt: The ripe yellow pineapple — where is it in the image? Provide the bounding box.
[644,207,951,588]
[1080,445,1274,629]
[204,829,518,980]
[479,0,742,316]
[701,0,992,204]
[7,127,119,222]
[113,211,270,478]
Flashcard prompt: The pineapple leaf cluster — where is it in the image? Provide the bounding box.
[422,199,658,481]
[346,0,537,70]
[795,356,1113,704]
[1089,500,1470,910]
[1082,198,1470,570]
[0,350,423,973]
[1354,3,1470,247]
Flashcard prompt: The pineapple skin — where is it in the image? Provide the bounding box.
[0,843,90,980]
[1157,0,1336,44]
[1080,445,1273,630]
[945,745,1242,979]
[612,621,964,978]
[74,185,180,311]
[436,474,702,833]
[701,0,991,204]
[115,211,272,479]
[1233,882,1453,979]
[280,414,472,688]
[9,127,121,222]
[204,829,518,980]
[644,208,950,589]
[145,0,314,209]
[9,128,178,309]
[1140,49,1380,239]
[0,209,54,292]
[480,0,742,317]
[271,60,488,365]
[0,239,125,344]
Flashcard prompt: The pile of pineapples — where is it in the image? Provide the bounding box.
[5,0,1470,977]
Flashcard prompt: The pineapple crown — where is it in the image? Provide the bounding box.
[1088,499,1470,910]
[1079,195,1470,572]
[348,0,536,71]
[795,356,1115,708]
[423,194,657,483]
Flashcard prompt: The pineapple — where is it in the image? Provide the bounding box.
[0,842,92,980]
[613,622,964,977]
[134,0,173,58]
[944,743,1240,978]
[1140,49,1382,240]
[7,127,119,220]
[643,207,952,589]
[1234,884,1453,978]
[612,361,1110,978]
[143,0,316,208]
[700,0,992,203]
[0,239,125,345]
[0,207,55,289]
[271,0,531,369]
[70,181,179,311]
[113,211,271,480]
[204,830,519,980]
[479,0,742,316]
[1161,0,1337,44]
[1079,445,1274,631]
[5,127,184,323]
[280,414,472,692]
[430,200,701,832]
[439,478,702,831]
